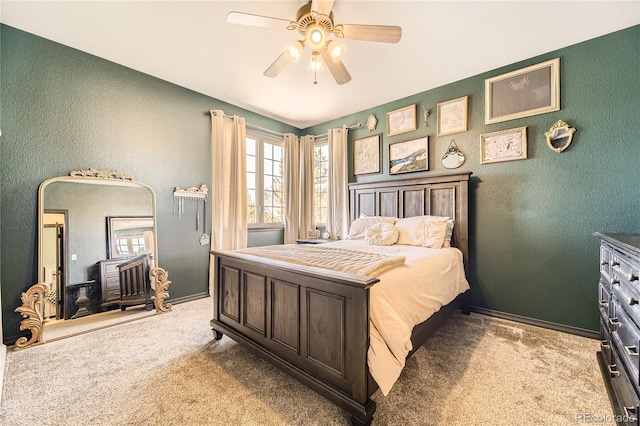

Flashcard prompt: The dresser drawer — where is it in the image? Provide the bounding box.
[613,254,640,287]
[609,250,640,280]
[106,275,120,288]
[612,275,640,328]
[611,301,640,390]
[602,244,613,280]
[609,349,640,426]
[601,318,614,365]
[105,262,121,275]
[601,281,612,320]
[104,288,121,302]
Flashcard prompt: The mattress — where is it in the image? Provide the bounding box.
[321,239,470,396]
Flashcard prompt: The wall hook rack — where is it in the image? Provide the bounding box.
[173,184,208,227]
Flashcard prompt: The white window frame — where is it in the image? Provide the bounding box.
[314,138,329,227]
[246,131,285,229]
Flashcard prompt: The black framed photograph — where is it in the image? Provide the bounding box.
[386,104,417,137]
[485,58,560,124]
[480,127,527,164]
[353,134,381,175]
[389,136,428,174]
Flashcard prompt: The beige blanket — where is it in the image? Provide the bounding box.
[237,244,405,277]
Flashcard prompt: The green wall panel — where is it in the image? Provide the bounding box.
[304,25,640,332]
[0,25,297,343]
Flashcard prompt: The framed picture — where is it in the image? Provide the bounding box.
[481,127,527,164]
[485,58,560,124]
[389,136,428,174]
[437,96,468,136]
[353,134,381,175]
[386,104,417,137]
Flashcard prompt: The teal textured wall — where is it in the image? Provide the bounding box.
[0,25,297,343]
[1,23,638,343]
[304,26,640,332]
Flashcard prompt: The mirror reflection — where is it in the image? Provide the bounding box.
[107,216,154,259]
[40,178,158,339]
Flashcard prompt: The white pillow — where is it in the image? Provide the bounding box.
[365,223,399,246]
[347,214,396,239]
[443,220,455,248]
[395,215,450,248]
[395,216,427,246]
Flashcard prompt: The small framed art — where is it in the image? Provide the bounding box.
[353,134,381,175]
[389,136,428,174]
[480,127,527,164]
[437,96,468,136]
[485,58,560,124]
[386,104,417,137]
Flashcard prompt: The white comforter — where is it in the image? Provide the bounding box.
[321,239,470,396]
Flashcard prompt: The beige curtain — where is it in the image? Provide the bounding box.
[299,135,316,239]
[283,133,299,244]
[210,110,247,251]
[209,110,247,296]
[327,126,349,240]
[143,230,155,268]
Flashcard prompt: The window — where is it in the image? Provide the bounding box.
[314,141,329,225]
[246,132,285,226]
[115,236,146,256]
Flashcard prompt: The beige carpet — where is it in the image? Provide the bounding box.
[0,297,612,425]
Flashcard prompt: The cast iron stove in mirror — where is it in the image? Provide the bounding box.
[15,169,172,349]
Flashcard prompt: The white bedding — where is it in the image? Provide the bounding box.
[237,244,405,276]
[321,239,470,396]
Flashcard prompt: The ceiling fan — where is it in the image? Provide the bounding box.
[227,0,402,85]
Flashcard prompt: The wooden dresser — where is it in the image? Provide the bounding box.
[94,258,123,308]
[596,232,640,425]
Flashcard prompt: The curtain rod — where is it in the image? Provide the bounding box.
[313,122,362,139]
[209,110,361,139]
[209,110,285,138]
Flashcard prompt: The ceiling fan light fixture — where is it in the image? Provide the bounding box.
[327,41,346,62]
[309,51,324,71]
[306,23,326,51]
[285,40,304,63]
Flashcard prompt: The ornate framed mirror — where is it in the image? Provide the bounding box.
[545,120,576,153]
[15,169,171,349]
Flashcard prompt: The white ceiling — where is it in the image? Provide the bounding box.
[2,1,638,128]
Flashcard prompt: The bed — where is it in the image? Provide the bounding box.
[210,172,472,425]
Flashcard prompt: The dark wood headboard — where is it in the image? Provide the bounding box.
[348,172,471,273]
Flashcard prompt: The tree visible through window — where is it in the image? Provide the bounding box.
[314,142,329,225]
[246,133,285,226]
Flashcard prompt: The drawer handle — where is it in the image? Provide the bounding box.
[599,300,609,308]
[626,346,640,357]
[601,260,609,266]
[608,363,620,377]
[612,260,620,267]
[611,278,620,285]
[601,340,611,349]
[630,298,639,306]
[623,406,638,422]
[629,273,639,282]
[609,317,621,327]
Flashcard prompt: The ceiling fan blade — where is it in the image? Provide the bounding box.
[311,0,335,16]
[264,52,292,78]
[320,48,351,85]
[337,24,402,43]
[227,11,293,30]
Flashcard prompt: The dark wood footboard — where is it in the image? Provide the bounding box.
[210,172,472,424]
[210,250,379,424]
